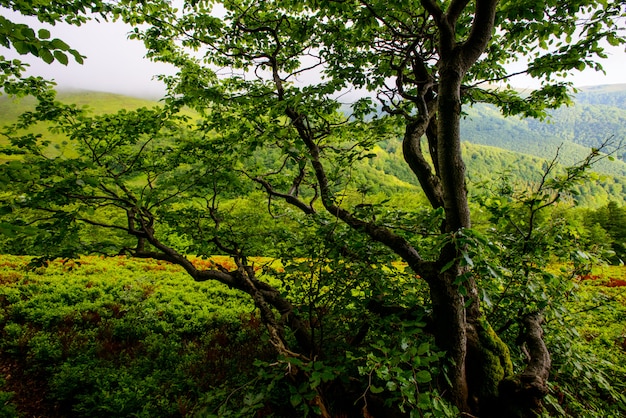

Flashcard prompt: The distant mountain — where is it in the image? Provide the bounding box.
[461,84,626,177]
[370,138,626,208]
[575,84,626,108]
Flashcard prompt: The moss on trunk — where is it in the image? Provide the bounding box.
[466,318,513,411]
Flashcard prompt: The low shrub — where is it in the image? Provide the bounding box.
[0,255,272,417]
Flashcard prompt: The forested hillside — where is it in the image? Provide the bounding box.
[363,82,626,207]
[462,84,626,175]
[527,85,626,162]
[2,88,625,207]
[576,84,626,108]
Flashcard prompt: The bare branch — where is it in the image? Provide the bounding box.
[446,0,471,25]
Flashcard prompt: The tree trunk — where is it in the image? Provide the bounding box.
[428,56,474,412]
[428,267,470,411]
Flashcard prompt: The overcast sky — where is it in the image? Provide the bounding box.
[1,9,625,99]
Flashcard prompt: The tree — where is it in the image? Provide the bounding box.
[0,0,108,97]
[1,0,625,416]
[585,201,626,263]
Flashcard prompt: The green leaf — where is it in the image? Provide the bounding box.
[69,49,84,64]
[38,28,51,39]
[53,50,69,65]
[415,370,432,383]
[481,289,492,308]
[417,393,431,409]
[440,259,455,273]
[39,48,54,64]
[417,342,430,356]
[461,251,474,267]
[458,285,467,296]
[369,385,384,394]
[19,27,36,41]
[50,38,70,50]
[289,393,302,407]
[13,40,29,55]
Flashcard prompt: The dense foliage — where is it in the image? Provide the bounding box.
[582,202,626,263]
[3,91,626,206]
[1,0,625,417]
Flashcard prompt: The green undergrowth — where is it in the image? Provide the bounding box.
[0,255,624,416]
[543,266,626,416]
[0,255,272,417]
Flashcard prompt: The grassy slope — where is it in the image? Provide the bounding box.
[0,90,161,122]
[0,91,166,162]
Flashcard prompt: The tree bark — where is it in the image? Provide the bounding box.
[421,1,502,413]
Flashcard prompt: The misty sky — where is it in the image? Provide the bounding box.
[1,9,625,99]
